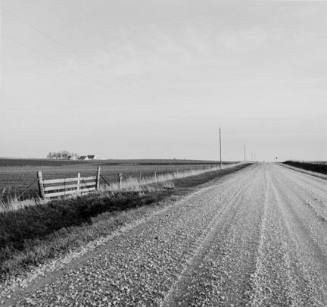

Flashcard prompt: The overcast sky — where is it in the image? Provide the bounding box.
[1,0,326,161]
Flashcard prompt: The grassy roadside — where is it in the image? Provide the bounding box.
[0,163,250,283]
[283,161,327,175]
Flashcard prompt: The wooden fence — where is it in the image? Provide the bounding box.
[37,167,101,199]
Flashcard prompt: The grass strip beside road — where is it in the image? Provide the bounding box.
[283,161,327,175]
[0,163,250,283]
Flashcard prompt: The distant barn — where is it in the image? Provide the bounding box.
[68,154,79,160]
[78,155,96,160]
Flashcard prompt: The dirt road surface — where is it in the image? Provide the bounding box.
[2,163,327,306]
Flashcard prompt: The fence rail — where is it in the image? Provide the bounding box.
[42,176,96,185]
[37,167,100,199]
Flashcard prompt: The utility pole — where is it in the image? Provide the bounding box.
[243,144,246,161]
[219,128,222,169]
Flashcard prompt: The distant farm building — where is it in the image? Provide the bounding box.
[79,155,96,161]
[68,154,79,160]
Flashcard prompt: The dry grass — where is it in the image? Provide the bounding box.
[101,165,228,191]
[0,190,167,282]
[0,196,45,213]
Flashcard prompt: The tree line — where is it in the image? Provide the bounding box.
[47,151,78,159]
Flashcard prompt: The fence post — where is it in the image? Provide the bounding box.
[77,172,80,193]
[37,171,45,199]
[96,166,101,191]
[119,173,123,189]
[154,171,157,184]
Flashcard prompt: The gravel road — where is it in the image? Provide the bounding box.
[2,163,327,306]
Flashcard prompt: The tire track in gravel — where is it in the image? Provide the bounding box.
[269,165,327,306]
[280,165,327,197]
[284,182,327,227]
[280,166,327,200]
[270,181,325,306]
[161,163,327,307]
[277,166,327,224]
[6,165,258,306]
[270,166,327,251]
[161,164,268,306]
[249,169,305,307]
[247,170,281,306]
[161,174,256,306]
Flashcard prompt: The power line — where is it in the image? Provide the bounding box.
[3,8,81,59]
[3,8,104,86]
[5,37,62,66]
[3,33,111,92]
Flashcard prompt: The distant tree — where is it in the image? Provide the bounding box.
[61,151,70,159]
[47,152,55,159]
[47,151,77,160]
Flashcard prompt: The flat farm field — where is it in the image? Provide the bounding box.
[283,160,327,175]
[0,158,229,201]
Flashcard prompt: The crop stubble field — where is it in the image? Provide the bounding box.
[0,158,227,201]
